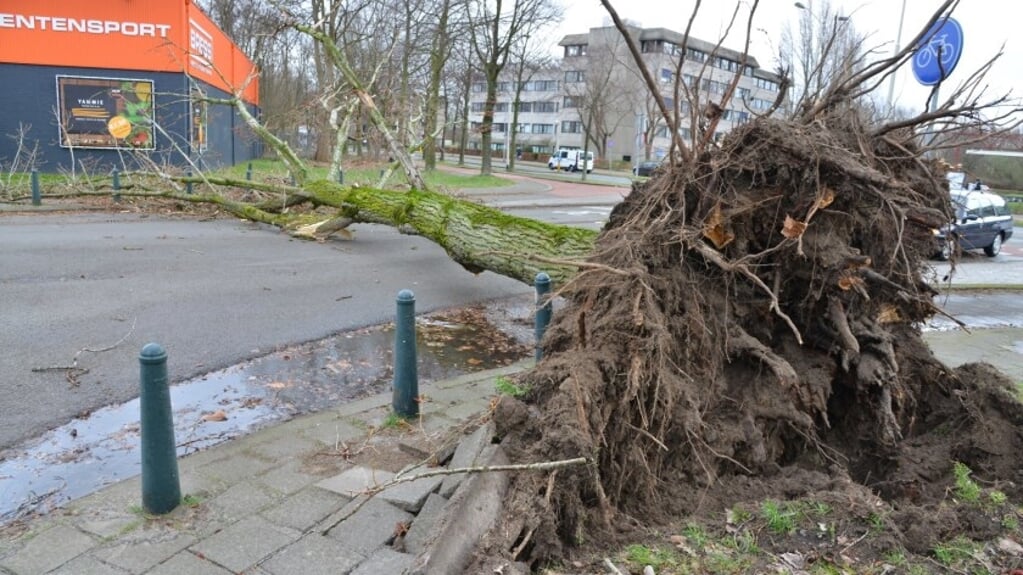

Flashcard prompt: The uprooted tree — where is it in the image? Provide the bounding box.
[462,0,1023,570]
[10,0,1023,567]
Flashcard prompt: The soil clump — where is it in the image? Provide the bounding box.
[472,110,1023,573]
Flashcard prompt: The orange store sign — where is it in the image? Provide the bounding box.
[0,14,172,38]
[0,1,258,104]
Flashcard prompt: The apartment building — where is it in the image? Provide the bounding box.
[466,25,783,165]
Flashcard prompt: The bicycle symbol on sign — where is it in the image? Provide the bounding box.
[915,33,958,70]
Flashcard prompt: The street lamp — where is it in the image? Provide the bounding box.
[887,0,908,109]
[795,1,850,96]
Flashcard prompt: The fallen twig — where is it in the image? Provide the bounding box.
[320,456,590,535]
[32,317,137,386]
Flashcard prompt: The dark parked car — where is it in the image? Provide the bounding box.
[934,190,1014,260]
[632,160,660,177]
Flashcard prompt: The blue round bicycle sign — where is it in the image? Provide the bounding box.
[912,17,964,86]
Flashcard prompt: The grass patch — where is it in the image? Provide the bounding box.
[761,500,797,534]
[214,159,513,191]
[622,544,680,572]
[495,376,529,397]
[932,535,981,567]
[182,493,204,507]
[953,461,981,503]
[381,412,409,429]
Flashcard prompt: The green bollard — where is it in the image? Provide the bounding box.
[186,170,193,195]
[392,290,419,419]
[31,169,40,206]
[534,272,552,362]
[112,169,121,203]
[245,162,252,181]
[139,343,181,514]
[337,170,344,185]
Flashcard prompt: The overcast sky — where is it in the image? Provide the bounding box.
[549,0,1020,114]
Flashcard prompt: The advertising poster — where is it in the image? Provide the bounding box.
[190,87,208,154]
[57,76,155,149]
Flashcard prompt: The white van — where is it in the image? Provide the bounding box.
[547,149,594,173]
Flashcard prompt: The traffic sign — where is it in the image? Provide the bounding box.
[912,17,963,86]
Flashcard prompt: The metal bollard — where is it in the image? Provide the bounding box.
[30,169,40,206]
[534,272,552,362]
[392,290,419,419]
[245,162,252,181]
[112,169,121,203]
[186,170,193,195]
[139,343,181,514]
[337,170,344,185]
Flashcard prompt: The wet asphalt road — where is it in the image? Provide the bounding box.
[3,177,1022,453]
[0,213,530,451]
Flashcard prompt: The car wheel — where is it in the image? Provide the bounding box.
[935,241,951,261]
[984,233,1003,257]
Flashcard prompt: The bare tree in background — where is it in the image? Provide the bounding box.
[423,0,458,171]
[780,0,866,112]
[564,27,633,168]
[466,0,562,175]
[505,36,553,171]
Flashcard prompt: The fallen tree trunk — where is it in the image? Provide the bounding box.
[57,177,598,286]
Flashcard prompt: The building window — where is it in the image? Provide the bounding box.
[471,102,486,113]
[565,44,587,57]
[755,78,779,91]
[563,96,580,108]
[472,82,486,93]
[522,80,559,92]
[492,123,507,133]
[687,48,706,62]
[663,42,683,57]
[532,124,555,134]
[561,121,582,133]
[494,102,509,113]
[534,101,558,113]
[565,70,585,83]
[660,68,675,83]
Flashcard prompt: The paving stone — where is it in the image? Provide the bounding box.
[350,547,415,575]
[378,474,443,513]
[204,481,278,523]
[147,551,233,575]
[301,417,367,447]
[93,530,196,573]
[403,493,449,554]
[247,433,320,461]
[73,511,144,540]
[194,451,278,484]
[316,466,394,498]
[256,459,319,496]
[443,398,493,422]
[325,498,413,556]
[440,423,493,497]
[332,395,391,417]
[0,524,96,574]
[260,534,364,575]
[189,516,299,573]
[48,555,130,575]
[261,487,350,532]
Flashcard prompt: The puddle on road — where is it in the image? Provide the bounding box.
[0,304,532,525]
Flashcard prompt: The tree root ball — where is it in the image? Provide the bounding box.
[474,113,1023,570]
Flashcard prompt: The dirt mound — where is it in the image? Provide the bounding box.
[471,109,1023,572]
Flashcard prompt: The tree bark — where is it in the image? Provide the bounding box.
[104,177,597,286]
